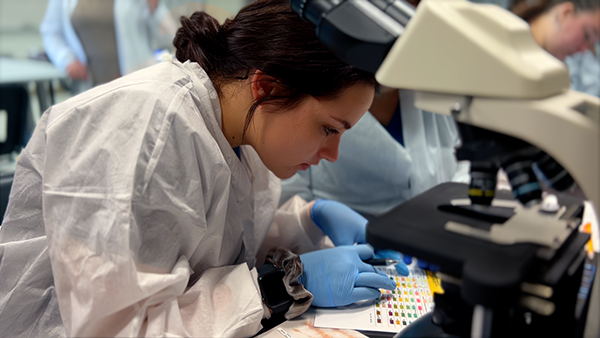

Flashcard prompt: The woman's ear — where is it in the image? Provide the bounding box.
[250,70,280,101]
[555,1,575,26]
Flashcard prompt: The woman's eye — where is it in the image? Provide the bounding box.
[583,27,595,43]
[324,126,339,136]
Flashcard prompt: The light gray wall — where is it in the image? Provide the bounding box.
[0,0,48,58]
[165,0,251,16]
[0,0,48,32]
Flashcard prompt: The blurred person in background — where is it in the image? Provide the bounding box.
[40,0,175,95]
[510,0,600,97]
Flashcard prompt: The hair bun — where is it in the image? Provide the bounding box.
[510,0,549,22]
[173,11,226,70]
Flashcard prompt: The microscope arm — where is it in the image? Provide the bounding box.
[414,90,599,211]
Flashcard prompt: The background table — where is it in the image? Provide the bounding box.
[0,57,66,113]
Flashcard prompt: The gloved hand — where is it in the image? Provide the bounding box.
[311,199,367,246]
[402,255,440,272]
[374,249,410,276]
[300,245,396,307]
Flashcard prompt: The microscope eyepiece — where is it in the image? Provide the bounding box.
[289,0,414,73]
[290,0,341,26]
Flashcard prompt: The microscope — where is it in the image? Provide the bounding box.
[290,0,600,337]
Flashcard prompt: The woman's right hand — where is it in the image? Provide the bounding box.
[66,60,87,80]
[299,245,396,307]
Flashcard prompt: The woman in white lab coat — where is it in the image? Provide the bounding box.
[0,1,393,336]
[40,0,174,92]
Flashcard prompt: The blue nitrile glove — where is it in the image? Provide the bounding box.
[299,245,396,307]
[374,249,410,276]
[402,255,440,272]
[311,199,367,246]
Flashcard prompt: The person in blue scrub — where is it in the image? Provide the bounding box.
[565,43,600,98]
[279,85,469,217]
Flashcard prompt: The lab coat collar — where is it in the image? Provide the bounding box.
[178,60,253,203]
[176,60,280,267]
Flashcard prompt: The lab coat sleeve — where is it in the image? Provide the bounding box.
[41,86,266,337]
[279,168,315,207]
[39,0,77,71]
[452,161,471,184]
[258,195,333,265]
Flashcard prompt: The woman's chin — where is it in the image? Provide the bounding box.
[273,167,299,180]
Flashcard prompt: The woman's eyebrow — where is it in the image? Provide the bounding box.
[332,116,352,130]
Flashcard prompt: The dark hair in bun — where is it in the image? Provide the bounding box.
[173,0,376,138]
[174,12,231,80]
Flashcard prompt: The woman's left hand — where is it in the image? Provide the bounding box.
[310,199,367,246]
[373,249,410,276]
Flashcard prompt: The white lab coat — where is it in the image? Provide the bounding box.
[280,90,470,215]
[40,0,175,79]
[0,60,328,337]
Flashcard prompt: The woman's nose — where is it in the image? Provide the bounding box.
[318,137,340,162]
[578,41,595,54]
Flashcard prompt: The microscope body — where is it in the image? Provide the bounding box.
[375,3,599,335]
